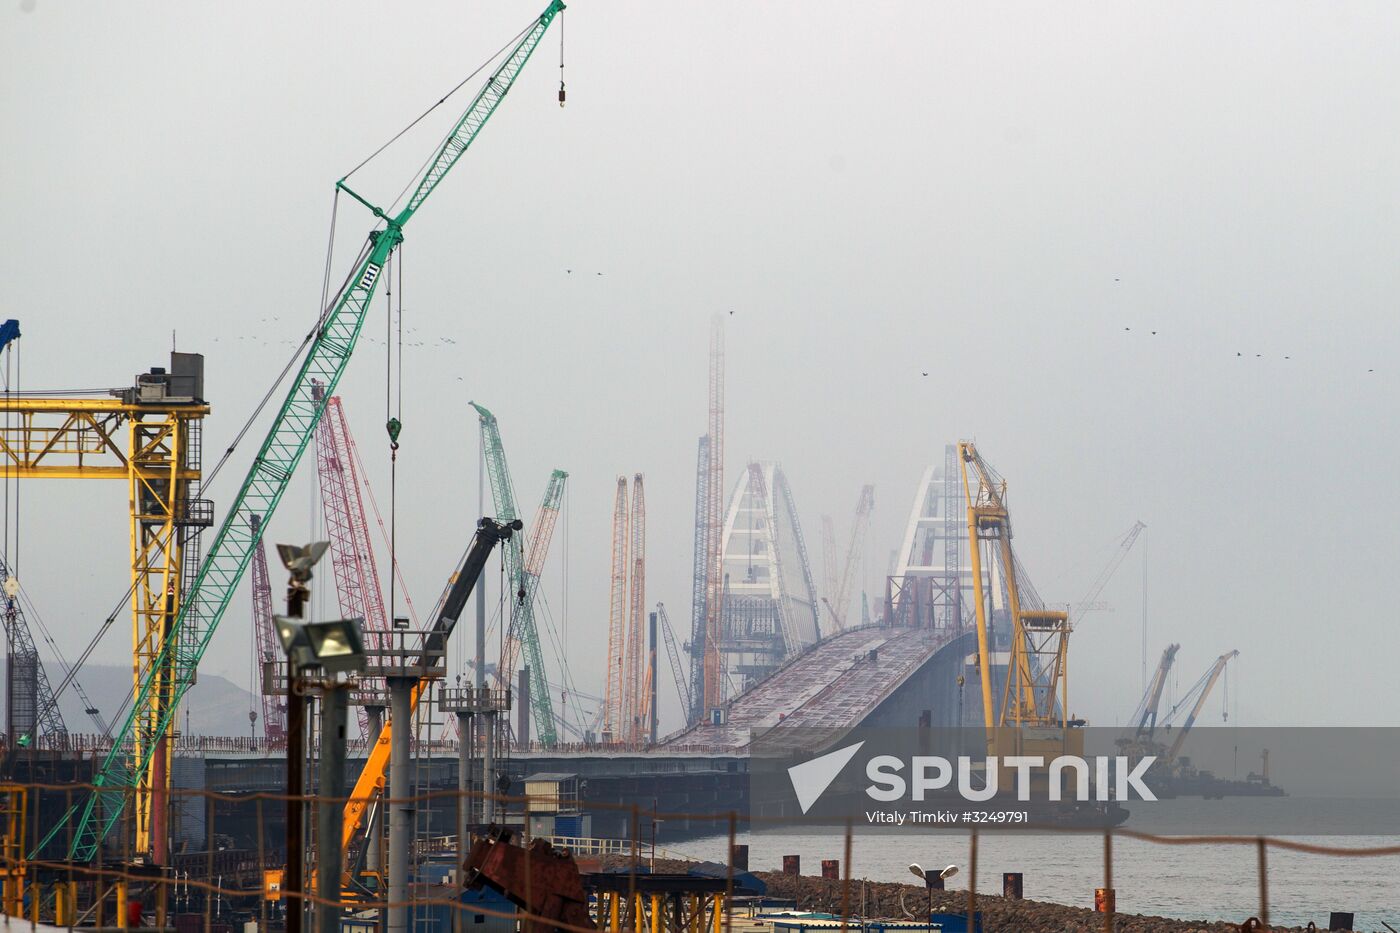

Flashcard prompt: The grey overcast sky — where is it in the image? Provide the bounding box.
[3,1,1398,735]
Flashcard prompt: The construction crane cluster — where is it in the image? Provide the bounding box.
[472,401,566,747]
[11,0,569,868]
[1120,645,1240,768]
[0,0,1223,916]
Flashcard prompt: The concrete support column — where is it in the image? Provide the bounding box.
[387,678,415,933]
[316,684,349,933]
[481,711,496,824]
[456,710,473,881]
[517,666,531,749]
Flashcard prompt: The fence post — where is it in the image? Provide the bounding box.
[966,829,978,933]
[1256,837,1269,930]
[840,819,853,932]
[1102,831,1114,933]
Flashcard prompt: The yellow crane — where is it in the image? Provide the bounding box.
[958,442,1078,763]
[0,354,209,863]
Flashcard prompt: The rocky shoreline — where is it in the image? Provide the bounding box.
[595,855,1337,931]
[751,870,1325,933]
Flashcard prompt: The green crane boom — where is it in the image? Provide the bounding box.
[517,469,567,742]
[54,0,566,862]
[469,402,561,746]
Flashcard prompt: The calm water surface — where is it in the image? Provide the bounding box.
[672,799,1400,930]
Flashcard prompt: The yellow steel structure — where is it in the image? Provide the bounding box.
[958,442,1075,763]
[0,784,27,916]
[0,381,208,863]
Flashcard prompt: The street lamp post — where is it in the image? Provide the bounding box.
[908,863,959,924]
[274,541,367,933]
[277,541,328,933]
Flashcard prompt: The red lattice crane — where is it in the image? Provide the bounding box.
[312,382,390,735]
[248,515,284,742]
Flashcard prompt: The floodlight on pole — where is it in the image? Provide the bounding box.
[276,617,367,675]
[272,538,332,933]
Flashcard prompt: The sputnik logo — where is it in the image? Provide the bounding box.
[787,742,864,813]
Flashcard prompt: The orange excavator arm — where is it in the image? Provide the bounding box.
[341,517,521,853]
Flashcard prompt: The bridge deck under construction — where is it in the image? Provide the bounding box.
[662,624,963,753]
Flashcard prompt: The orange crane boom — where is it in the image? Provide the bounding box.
[603,477,629,739]
[625,474,647,743]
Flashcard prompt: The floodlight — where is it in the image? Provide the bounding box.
[275,616,365,674]
[304,618,366,675]
[275,616,315,671]
[940,865,959,880]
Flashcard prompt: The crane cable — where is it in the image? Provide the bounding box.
[557,10,566,107]
[384,246,404,632]
[341,19,535,188]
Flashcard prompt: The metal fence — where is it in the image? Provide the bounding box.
[0,781,1396,933]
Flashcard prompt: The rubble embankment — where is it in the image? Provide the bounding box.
[754,870,1313,933]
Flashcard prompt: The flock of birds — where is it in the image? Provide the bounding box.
[1110,277,1376,372]
[212,278,1379,378]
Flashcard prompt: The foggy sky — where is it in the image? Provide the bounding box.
[3,1,1398,735]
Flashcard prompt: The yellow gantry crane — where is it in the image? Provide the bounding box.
[958,441,1079,763]
[0,353,209,863]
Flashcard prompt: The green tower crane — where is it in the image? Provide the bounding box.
[52,0,566,862]
[470,402,562,746]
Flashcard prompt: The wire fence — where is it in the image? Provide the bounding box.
[0,780,1396,933]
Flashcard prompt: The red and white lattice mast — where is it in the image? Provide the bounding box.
[312,381,391,735]
[249,514,284,742]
